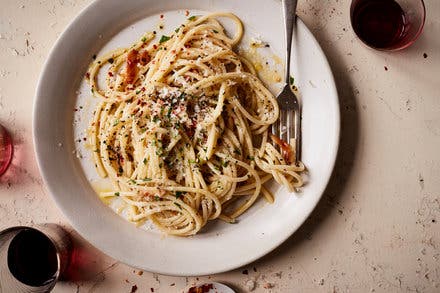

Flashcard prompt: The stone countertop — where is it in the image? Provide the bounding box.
[0,0,439,292]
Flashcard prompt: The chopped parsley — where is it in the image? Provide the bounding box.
[141,36,147,42]
[175,191,184,199]
[114,192,120,196]
[143,177,152,182]
[188,16,196,21]
[159,35,171,43]
[143,158,147,165]
[289,76,295,85]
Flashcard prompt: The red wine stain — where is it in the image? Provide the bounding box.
[351,0,406,48]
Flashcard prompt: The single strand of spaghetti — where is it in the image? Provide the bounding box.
[90,102,107,177]
[261,185,275,203]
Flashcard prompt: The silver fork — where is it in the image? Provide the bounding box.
[272,0,301,164]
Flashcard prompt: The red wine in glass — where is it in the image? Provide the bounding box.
[350,0,426,50]
[0,225,72,292]
[7,229,59,287]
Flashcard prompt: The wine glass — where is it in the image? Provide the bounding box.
[0,124,12,176]
[350,0,425,51]
[0,224,72,293]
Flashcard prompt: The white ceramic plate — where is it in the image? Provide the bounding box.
[34,0,339,276]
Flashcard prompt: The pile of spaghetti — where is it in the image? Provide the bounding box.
[87,13,305,236]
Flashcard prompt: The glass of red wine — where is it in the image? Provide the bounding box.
[0,224,72,292]
[350,0,425,51]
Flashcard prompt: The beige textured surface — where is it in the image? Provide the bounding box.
[1,0,439,292]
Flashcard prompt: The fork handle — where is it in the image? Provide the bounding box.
[282,0,298,85]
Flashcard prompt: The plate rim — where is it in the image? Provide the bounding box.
[33,0,340,276]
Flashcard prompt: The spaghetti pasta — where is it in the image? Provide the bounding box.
[87,13,305,236]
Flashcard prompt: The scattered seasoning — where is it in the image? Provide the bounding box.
[108,58,114,64]
[150,289,154,293]
[384,66,388,71]
[423,53,428,58]
[160,14,164,19]
[141,36,147,42]
[188,284,213,293]
[253,267,257,272]
[174,202,182,209]
[175,27,180,33]
[130,285,138,293]
[185,10,190,16]
[159,35,170,43]
[242,269,249,275]
[212,29,219,33]
[114,192,120,196]
[137,271,143,276]
[188,16,197,21]
[289,76,294,85]
[92,54,97,60]
[263,283,274,289]
[170,283,175,286]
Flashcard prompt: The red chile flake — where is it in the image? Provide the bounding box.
[160,14,164,19]
[185,10,190,16]
[150,288,154,292]
[187,283,214,293]
[140,51,151,65]
[85,72,90,79]
[130,285,138,293]
[423,53,428,58]
[384,66,388,71]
